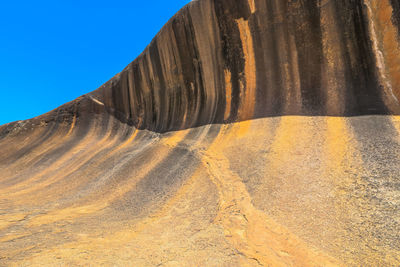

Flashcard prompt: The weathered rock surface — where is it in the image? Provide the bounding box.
[1,0,400,266]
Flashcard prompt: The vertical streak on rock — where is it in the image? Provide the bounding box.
[157,25,187,130]
[171,13,193,130]
[137,58,149,129]
[148,40,167,132]
[250,0,283,117]
[329,1,359,116]
[224,69,232,121]
[132,63,144,128]
[127,68,135,122]
[366,0,400,113]
[334,0,387,115]
[270,0,301,114]
[236,18,256,121]
[214,0,250,122]
[248,0,256,14]
[111,78,124,122]
[66,103,78,137]
[189,0,225,127]
[390,0,400,35]
[319,0,347,115]
[286,32,302,114]
[143,49,161,131]
[287,0,325,114]
[138,57,154,129]
[124,71,132,122]
[120,71,132,123]
[364,0,400,114]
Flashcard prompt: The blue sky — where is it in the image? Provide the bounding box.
[0,0,190,125]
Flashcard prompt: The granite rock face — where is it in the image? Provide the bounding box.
[90,0,400,132]
[1,0,400,266]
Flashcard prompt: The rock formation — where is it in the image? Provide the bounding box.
[1,0,399,265]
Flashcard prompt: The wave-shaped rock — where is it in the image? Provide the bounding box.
[89,0,400,132]
[1,0,400,266]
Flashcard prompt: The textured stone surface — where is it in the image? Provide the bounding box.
[1,0,400,266]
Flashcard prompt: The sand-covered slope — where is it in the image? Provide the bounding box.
[1,0,400,265]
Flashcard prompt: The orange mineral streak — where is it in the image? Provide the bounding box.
[248,0,256,13]
[224,69,232,121]
[392,115,400,134]
[65,103,79,137]
[236,18,257,122]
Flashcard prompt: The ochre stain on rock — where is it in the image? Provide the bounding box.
[237,17,257,122]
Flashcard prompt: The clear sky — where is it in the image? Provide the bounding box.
[0,0,190,125]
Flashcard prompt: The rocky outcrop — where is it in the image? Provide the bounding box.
[86,0,400,132]
[1,0,400,266]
